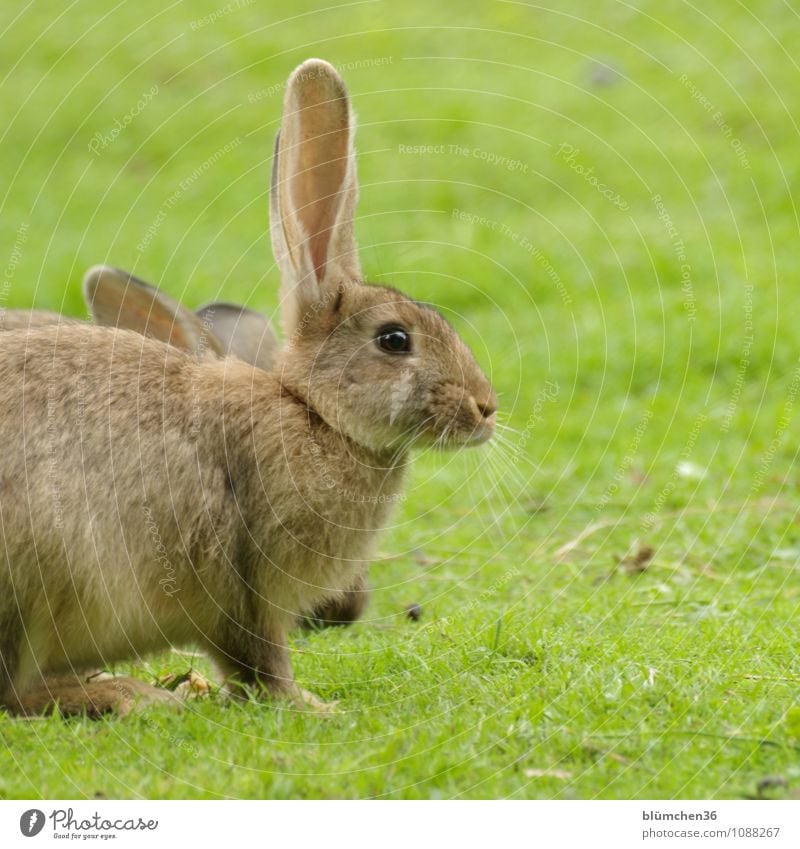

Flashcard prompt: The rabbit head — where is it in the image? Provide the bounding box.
[272,60,496,455]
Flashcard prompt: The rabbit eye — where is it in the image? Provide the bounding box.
[376,325,411,354]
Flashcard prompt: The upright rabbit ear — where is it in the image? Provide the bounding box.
[270,59,361,335]
[83,265,224,357]
[195,303,278,371]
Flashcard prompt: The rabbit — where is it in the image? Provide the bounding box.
[3,266,362,626]
[0,58,496,717]
[91,269,367,627]
[0,309,74,331]
[0,265,278,368]
[85,265,278,371]
[92,268,367,627]
[88,268,366,627]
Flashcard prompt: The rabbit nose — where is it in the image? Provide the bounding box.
[475,396,497,419]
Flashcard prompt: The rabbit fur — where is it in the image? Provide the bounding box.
[0,59,495,715]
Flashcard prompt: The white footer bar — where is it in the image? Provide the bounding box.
[1,800,798,848]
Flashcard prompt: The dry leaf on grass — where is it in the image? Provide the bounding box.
[158,670,213,700]
[618,543,655,574]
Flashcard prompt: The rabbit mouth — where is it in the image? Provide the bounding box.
[468,417,496,445]
[413,390,497,449]
[411,413,495,450]
[454,417,496,447]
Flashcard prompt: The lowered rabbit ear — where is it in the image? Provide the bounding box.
[83,265,224,357]
[270,59,361,334]
[195,303,278,371]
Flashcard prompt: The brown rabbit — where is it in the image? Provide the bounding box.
[85,265,278,371]
[0,59,495,716]
[89,268,364,627]
[0,309,72,331]
[3,266,361,626]
[0,265,278,367]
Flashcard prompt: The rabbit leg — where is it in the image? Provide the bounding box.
[210,627,333,711]
[13,672,181,718]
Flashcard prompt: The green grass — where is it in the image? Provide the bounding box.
[2,0,800,799]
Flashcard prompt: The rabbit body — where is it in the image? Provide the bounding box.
[0,58,495,714]
[0,324,400,710]
[0,272,365,634]
[0,310,79,331]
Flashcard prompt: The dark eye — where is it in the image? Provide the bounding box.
[376,325,411,354]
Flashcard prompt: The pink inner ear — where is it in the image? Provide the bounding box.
[290,77,350,282]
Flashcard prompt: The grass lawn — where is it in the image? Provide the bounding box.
[1,0,799,799]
